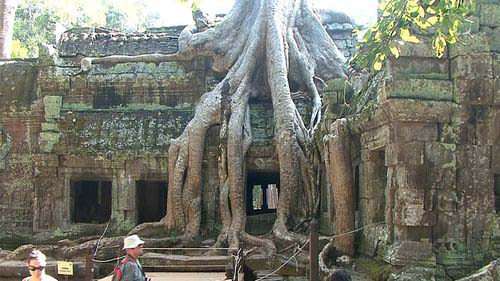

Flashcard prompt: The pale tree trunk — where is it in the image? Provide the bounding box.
[0,0,17,58]
[81,0,347,255]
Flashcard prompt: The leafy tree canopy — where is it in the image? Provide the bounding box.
[12,0,155,58]
[352,0,476,70]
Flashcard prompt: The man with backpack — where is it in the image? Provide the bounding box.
[112,235,149,281]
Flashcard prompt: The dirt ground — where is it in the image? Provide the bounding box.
[99,272,227,281]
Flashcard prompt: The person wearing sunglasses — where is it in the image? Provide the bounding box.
[23,250,57,281]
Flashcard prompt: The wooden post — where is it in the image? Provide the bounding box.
[85,253,94,281]
[310,218,319,281]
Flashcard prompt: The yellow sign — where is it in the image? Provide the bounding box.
[57,261,73,276]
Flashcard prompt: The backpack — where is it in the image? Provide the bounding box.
[111,258,131,281]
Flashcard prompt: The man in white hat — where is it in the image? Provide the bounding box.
[112,235,148,281]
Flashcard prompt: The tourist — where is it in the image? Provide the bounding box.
[112,234,149,281]
[328,269,352,281]
[23,250,57,281]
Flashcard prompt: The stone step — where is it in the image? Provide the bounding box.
[143,264,227,272]
[254,270,307,281]
[141,253,230,267]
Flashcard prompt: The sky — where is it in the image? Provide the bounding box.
[148,0,378,28]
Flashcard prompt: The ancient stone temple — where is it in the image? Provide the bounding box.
[0,2,498,281]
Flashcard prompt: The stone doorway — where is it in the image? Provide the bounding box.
[246,172,279,215]
[136,180,168,224]
[70,180,112,223]
[245,172,279,235]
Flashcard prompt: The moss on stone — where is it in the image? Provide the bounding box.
[43,95,63,121]
[381,79,454,102]
[39,132,61,153]
[62,103,93,110]
[356,257,392,280]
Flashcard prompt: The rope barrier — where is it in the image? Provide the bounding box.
[93,219,112,257]
[329,220,386,239]
[255,238,310,281]
[143,247,239,250]
[92,255,126,263]
[255,221,386,280]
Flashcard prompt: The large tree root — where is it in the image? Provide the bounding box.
[79,0,347,255]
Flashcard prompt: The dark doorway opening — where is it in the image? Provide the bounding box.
[246,172,279,215]
[373,150,387,223]
[136,181,168,224]
[71,180,112,223]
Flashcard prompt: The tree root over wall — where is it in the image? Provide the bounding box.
[81,0,347,257]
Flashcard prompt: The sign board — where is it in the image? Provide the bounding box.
[57,261,73,276]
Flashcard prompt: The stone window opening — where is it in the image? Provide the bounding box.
[71,180,112,224]
[246,172,279,215]
[136,180,168,224]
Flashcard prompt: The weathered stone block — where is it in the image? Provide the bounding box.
[495,76,500,105]
[360,126,390,150]
[494,109,500,145]
[385,241,436,267]
[59,155,113,169]
[454,78,494,104]
[451,54,494,79]
[455,259,500,281]
[434,211,465,241]
[449,33,491,58]
[0,63,38,113]
[425,142,456,166]
[429,166,457,190]
[381,79,454,101]
[386,142,424,165]
[69,76,87,90]
[386,57,449,80]
[38,132,60,153]
[475,121,496,145]
[395,122,438,143]
[34,166,58,178]
[492,146,500,173]
[434,190,458,212]
[43,96,63,121]
[359,223,388,257]
[480,4,500,27]
[459,190,496,213]
[41,122,60,133]
[456,145,491,168]
[388,266,445,281]
[37,73,70,94]
[396,202,432,226]
[481,26,500,53]
[32,154,59,167]
[460,16,480,33]
[398,39,445,58]
[381,99,456,123]
[457,168,493,196]
[360,160,387,199]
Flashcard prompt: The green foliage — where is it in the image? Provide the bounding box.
[351,0,476,71]
[11,0,152,58]
[178,0,204,11]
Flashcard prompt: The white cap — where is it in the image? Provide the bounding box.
[123,235,145,250]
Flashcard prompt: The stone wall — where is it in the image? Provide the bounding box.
[2,6,497,278]
[347,1,500,278]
